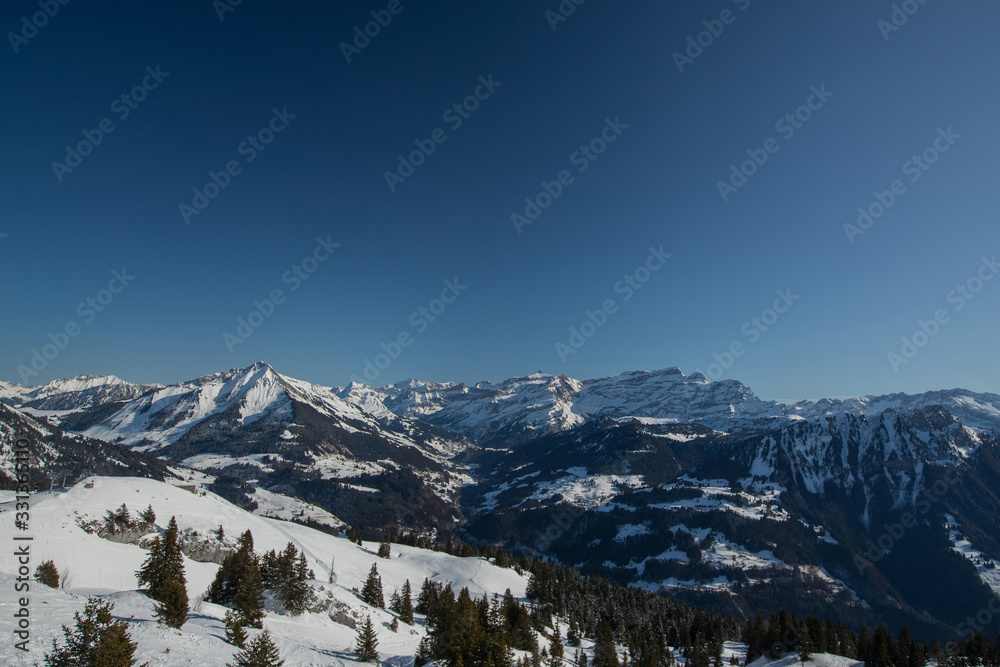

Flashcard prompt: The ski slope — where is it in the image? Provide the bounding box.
[0,476,528,666]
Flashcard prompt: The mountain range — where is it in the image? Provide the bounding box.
[3,362,1000,640]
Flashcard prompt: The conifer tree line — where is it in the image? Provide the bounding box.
[412,579,534,667]
[521,556,1000,667]
[206,529,315,626]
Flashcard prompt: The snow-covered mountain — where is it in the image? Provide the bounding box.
[0,374,158,412]
[8,362,1000,638]
[7,363,477,536]
[339,367,1000,444]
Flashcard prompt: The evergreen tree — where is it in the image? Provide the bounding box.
[217,524,224,542]
[355,615,380,662]
[231,552,265,629]
[399,579,414,624]
[549,626,565,667]
[415,636,434,667]
[224,611,247,649]
[286,551,312,614]
[154,580,189,629]
[137,516,188,628]
[227,629,284,667]
[798,624,813,665]
[113,503,132,527]
[416,577,436,614]
[139,504,156,525]
[44,597,141,667]
[137,534,164,592]
[567,620,581,647]
[390,617,400,632]
[593,620,619,667]
[35,560,60,588]
[361,563,385,608]
[378,541,391,559]
[207,529,265,628]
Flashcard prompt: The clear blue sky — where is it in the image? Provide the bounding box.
[2,0,998,400]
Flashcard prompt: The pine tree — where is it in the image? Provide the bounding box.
[567,620,581,647]
[799,625,813,665]
[399,579,414,624]
[390,617,400,632]
[361,563,385,608]
[355,614,380,662]
[594,620,619,667]
[224,611,247,649]
[138,516,188,628]
[217,524,225,542]
[549,626,565,667]
[415,636,434,667]
[378,540,391,559]
[139,504,156,525]
[231,551,265,628]
[113,503,132,527]
[416,577,436,614]
[137,534,165,592]
[44,597,141,667]
[154,580,189,629]
[227,629,284,667]
[207,529,265,628]
[35,560,60,588]
[280,550,311,615]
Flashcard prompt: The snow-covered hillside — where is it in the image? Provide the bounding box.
[0,476,528,666]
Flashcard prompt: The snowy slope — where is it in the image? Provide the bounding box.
[0,476,529,666]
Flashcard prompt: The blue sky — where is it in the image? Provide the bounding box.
[2,0,998,400]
